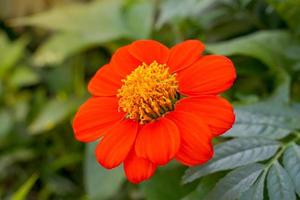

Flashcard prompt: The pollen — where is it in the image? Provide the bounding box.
[117,61,179,124]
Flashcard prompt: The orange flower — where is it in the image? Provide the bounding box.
[72,40,236,183]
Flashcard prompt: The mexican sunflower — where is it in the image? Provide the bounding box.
[72,40,236,183]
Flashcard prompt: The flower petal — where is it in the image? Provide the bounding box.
[177,55,236,95]
[166,111,213,166]
[110,45,141,77]
[175,96,235,136]
[88,64,123,97]
[168,40,205,73]
[72,97,125,142]
[95,120,138,169]
[129,40,169,64]
[124,149,157,184]
[135,117,180,165]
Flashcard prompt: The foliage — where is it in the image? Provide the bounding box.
[0,0,300,199]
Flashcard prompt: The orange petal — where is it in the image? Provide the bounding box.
[88,64,123,97]
[177,55,236,95]
[175,96,235,136]
[124,149,157,184]
[95,120,138,169]
[168,40,205,73]
[72,97,125,142]
[128,40,169,64]
[135,118,180,165]
[166,111,213,166]
[110,45,141,77]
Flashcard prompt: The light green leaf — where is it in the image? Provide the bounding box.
[125,1,155,39]
[11,173,38,200]
[141,164,195,200]
[12,0,128,65]
[33,32,98,66]
[267,0,300,35]
[240,171,266,200]
[12,0,127,34]
[84,142,124,200]
[28,98,77,134]
[183,138,279,184]
[205,164,264,200]
[9,66,40,88]
[283,143,300,196]
[267,161,296,200]
[206,30,294,70]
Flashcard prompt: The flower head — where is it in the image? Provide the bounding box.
[72,40,236,183]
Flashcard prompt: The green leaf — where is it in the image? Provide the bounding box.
[0,149,35,175]
[141,163,195,200]
[283,143,300,196]
[157,0,197,27]
[267,161,296,200]
[0,109,13,138]
[0,33,27,77]
[237,93,300,132]
[240,171,266,200]
[206,30,294,70]
[11,173,38,200]
[183,138,279,184]
[182,173,224,200]
[205,164,264,200]
[224,109,293,139]
[267,0,300,35]
[28,97,77,134]
[125,1,155,39]
[228,75,300,139]
[156,0,216,28]
[84,142,124,200]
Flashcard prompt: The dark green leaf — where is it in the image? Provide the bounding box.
[141,163,195,200]
[224,109,293,139]
[183,138,279,184]
[267,161,296,200]
[283,143,300,196]
[84,143,124,200]
[205,164,264,200]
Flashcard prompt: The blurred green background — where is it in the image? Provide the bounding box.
[0,0,300,199]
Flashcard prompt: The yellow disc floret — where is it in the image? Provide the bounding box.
[117,61,179,124]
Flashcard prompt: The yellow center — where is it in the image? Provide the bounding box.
[117,61,179,124]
